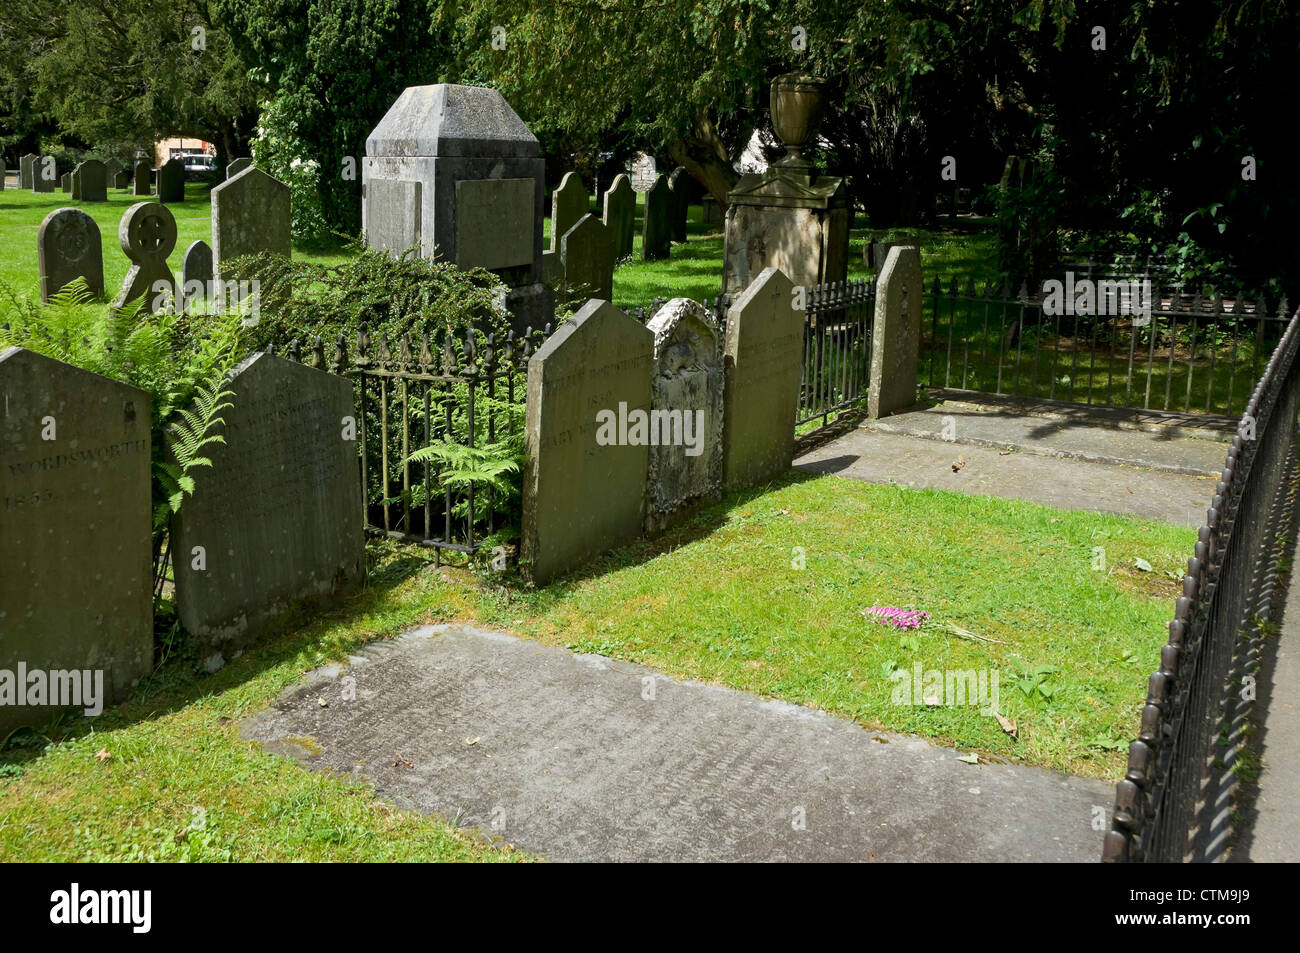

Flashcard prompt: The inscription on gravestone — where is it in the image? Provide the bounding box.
[171,353,364,652]
[38,208,105,303]
[523,300,653,585]
[721,267,801,489]
[0,348,153,736]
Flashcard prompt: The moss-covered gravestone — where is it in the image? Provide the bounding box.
[559,214,614,302]
[38,208,104,303]
[211,166,291,280]
[0,348,153,736]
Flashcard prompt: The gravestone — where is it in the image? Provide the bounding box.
[644,298,724,533]
[641,174,671,261]
[702,195,721,225]
[211,166,292,279]
[32,156,56,193]
[181,240,213,311]
[227,157,252,179]
[60,172,72,193]
[156,157,185,203]
[103,158,124,186]
[0,158,5,190]
[868,245,923,419]
[0,348,153,737]
[73,160,108,202]
[865,237,920,273]
[38,208,105,303]
[363,84,550,334]
[667,167,689,242]
[133,161,152,196]
[629,152,657,192]
[602,173,635,259]
[549,171,587,253]
[721,267,801,489]
[112,202,177,314]
[171,352,365,653]
[522,299,653,585]
[559,214,614,301]
[19,154,36,190]
[113,168,130,190]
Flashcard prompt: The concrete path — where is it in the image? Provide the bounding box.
[242,624,1112,862]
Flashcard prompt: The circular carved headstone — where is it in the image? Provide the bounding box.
[37,207,104,303]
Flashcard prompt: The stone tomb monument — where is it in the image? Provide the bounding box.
[112,202,177,314]
[644,298,724,533]
[550,171,588,253]
[559,214,614,301]
[211,166,291,279]
[38,208,105,303]
[641,174,672,261]
[72,160,108,202]
[723,74,851,295]
[181,240,214,310]
[721,267,802,489]
[363,84,550,333]
[156,157,185,203]
[171,353,364,653]
[523,300,653,585]
[133,160,152,196]
[602,173,635,259]
[0,348,153,736]
[868,245,923,419]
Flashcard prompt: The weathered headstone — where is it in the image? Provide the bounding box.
[38,208,105,303]
[550,171,588,253]
[365,180,422,256]
[103,158,124,186]
[171,352,365,653]
[865,236,920,273]
[73,160,108,202]
[60,172,72,194]
[629,152,657,192]
[133,161,152,196]
[156,157,185,203]
[32,156,56,193]
[181,240,213,311]
[868,245,923,419]
[702,195,721,225]
[641,174,671,261]
[227,157,252,179]
[113,168,130,190]
[559,214,614,301]
[602,173,635,260]
[0,348,153,736]
[211,166,292,279]
[667,167,689,242]
[522,300,653,585]
[19,154,36,190]
[112,202,177,314]
[0,158,5,191]
[644,298,724,533]
[721,267,801,489]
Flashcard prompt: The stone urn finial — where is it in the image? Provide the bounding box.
[770,73,826,171]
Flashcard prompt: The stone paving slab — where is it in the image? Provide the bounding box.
[242,624,1112,862]
[862,399,1231,477]
[796,429,1216,527]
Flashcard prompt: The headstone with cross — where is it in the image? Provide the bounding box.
[112,202,178,313]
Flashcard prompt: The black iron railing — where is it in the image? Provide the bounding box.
[1103,304,1300,862]
[925,277,1289,416]
[798,278,875,427]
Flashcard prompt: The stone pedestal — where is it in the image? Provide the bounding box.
[363,84,552,332]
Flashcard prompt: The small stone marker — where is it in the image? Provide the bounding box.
[549,171,587,253]
[523,299,653,585]
[61,172,72,193]
[641,174,671,260]
[112,201,177,314]
[104,158,124,186]
[227,157,252,179]
[0,348,153,736]
[560,214,614,301]
[667,167,689,242]
[38,208,105,303]
[156,157,185,203]
[868,245,923,419]
[19,154,36,190]
[602,173,635,259]
[171,352,365,652]
[721,267,801,489]
[181,240,213,311]
[211,166,292,279]
[133,160,151,196]
[73,160,108,202]
[644,298,724,532]
[32,156,55,193]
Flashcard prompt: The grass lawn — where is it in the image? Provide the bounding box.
[2,472,1192,859]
